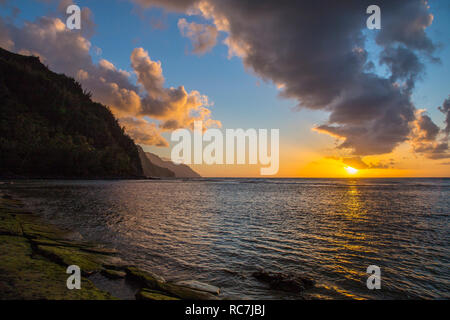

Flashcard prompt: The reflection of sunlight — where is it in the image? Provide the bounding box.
[324,182,375,295]
[320,283,365,300]
[345,185,363,219]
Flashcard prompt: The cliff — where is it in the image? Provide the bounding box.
[145,152,201,178]
[0,47,143,178]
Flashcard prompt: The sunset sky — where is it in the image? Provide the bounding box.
[1,0,450,177]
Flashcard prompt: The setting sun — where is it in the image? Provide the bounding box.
[345,166,358,175]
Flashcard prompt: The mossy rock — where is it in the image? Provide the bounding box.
[35,245,105,275]
[0,197,24,208]
[174,280,220,295]
[0,215,22,236]
[158,282,220,300]
[79,246,119,255]
[125,266,166,290]
[136,288,179,301]
[101,269,126,279]
[20,219,68,240]
[30,237,118,255]
[0,196,174,300]
[0,235,114,300]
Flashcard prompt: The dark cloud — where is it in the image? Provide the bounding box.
[414,112,440,141]
[342,157,369,170]
[135,0,438,156]
[178,18,218,55]
[439,96,450,134]
[410,102,450,160]
[417,142,449,160]
[342,156,392,170]
[380,46,424,94]
[132,0,196,11]
[375,0,436,53]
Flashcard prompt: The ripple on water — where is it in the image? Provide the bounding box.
[3,178,449,299]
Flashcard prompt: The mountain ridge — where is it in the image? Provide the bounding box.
[137,146,175,178]
[145,152,201,178]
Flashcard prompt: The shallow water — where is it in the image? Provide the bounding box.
[3,178,449,299]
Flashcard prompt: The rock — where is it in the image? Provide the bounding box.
[252,270,315,292]
[30,238,117,256]
[174,280,220,295]
[125,266,166,290]
[135,288,179,301]
[101,269,127,279]
[20,217,68,240]
[158,282,220,300]
[0,235,113,300]
[102,259,130,271]
[101,256,129,269]
[81,246,118,255]
[0,215,23,236]
[35,245,105,275]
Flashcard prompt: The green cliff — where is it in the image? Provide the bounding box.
[0,47,143,178]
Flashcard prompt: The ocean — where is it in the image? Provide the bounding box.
[3,178,449,299]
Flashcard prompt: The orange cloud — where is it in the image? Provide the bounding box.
[0,11,220,148]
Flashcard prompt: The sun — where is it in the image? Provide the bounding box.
[345,166,358,175]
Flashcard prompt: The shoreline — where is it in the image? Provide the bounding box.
[0,193,221,300]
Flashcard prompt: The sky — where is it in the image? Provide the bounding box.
[1,0,450,177]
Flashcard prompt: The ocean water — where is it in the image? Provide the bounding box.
[3,178,449,299]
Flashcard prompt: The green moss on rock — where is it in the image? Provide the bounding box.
[125,266,166,290]
[101,269,127,279]
[0,235,113,300]
[35,245,106,275]
[136,288,179,300]
[0,215,22,235]
[158,282,220,300]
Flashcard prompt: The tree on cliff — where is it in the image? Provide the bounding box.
[0,47,143,178]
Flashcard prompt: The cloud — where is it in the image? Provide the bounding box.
[0,3,219,147]
[342,156,392,170]
[119,117,168,147]
[132,0,196,12]
[130,47,165,98]
[178,18,218,54]
[412,110,440,142]
[0,19,14,50]
[342,157,369,170]
[380,46,424,94]
[438,96,450,135]
[134,0,442,157]
[131,47,221,130]
[410,106,450,159]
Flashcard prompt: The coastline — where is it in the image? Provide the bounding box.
[0,192,221,300]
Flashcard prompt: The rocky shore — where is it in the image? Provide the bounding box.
[0,193,221,300]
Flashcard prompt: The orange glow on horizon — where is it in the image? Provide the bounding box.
[159,142,450,178]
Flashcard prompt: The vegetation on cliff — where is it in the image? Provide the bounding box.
[0,47,143,178]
